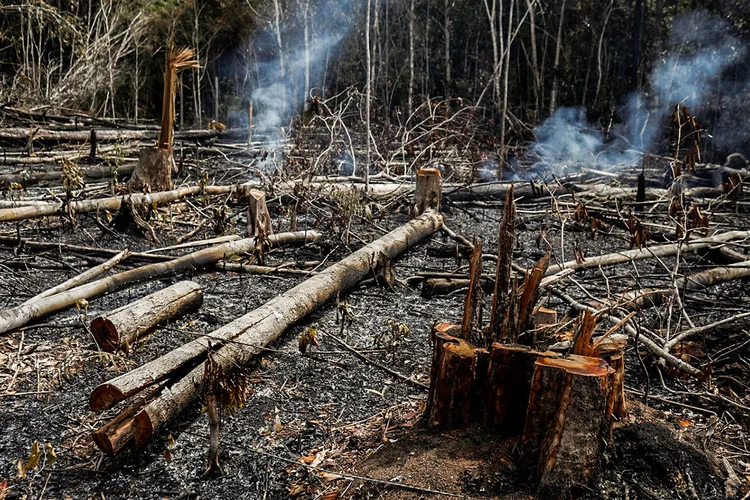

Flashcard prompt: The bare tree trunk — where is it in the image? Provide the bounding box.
[273,0,286,115]
[304,0,310,105]
[408,0,415,117]
[593,0,614,107]
[548,0,566,116]
[500,0,514,149]
[526,0,541,119]
[444,0,451,96]
[484,0,501,117]
[365,0,372,189]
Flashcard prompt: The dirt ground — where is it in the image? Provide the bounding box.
[0,149,748,500]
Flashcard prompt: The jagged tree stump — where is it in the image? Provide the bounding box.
[128,147,174,193]
[594,334,627,418]
[522,355,615,498]
[245,188,273,237]
[414,167,442,215]
[484,343,556,432]
[426,323,488,429]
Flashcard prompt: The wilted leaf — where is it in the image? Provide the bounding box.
[25,441,42,471]
[322,490,340,499]
[274,414,283,432]
[289,483,305,496]
[167,434,175,448]
[320,472,343,482]
[16,460,25,479]
[163,449,173,462]
[44,443,56,466]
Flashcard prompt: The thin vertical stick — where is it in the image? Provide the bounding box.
[365,0,372,189]
[248,101,253,145]
[214,74,219,123]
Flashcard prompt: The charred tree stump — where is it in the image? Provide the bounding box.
[462,239,484,343]
[522,355,615,497]
[128,147,174,193]
[414,167,442,215]
[245,188,273,237]
[484,343,555,432]
[89,129,97,162]
[426,325,488,430]
[91,281,203,353]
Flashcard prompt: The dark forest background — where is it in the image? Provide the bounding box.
[1,0,749,161]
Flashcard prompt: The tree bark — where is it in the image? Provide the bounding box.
[92,281,203,353]
[548,0,567,116]
[0,231,319,337]
[522,355,615,497]
[0,127,220,146]
[127,147,173,193]
[243,188,273,237]
[23,250,129,305]
[413,167,442,215]
[91,212,442,443]
[0,185,233,223]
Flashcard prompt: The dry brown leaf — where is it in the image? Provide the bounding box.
[44,443,56,466]
[289,483,306,496]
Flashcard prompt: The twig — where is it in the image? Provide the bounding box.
[327,333,429,390]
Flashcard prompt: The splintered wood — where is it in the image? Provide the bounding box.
[425,185,627,497]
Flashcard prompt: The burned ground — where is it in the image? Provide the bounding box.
[0,145,746,500]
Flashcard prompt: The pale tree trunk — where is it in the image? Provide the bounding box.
[548,0,566,116]
[526,0,541,119]
[372,0,380,95]
[483,0,502,117]
[593,0,614,107]
[424,0,430,96]
[193,3,202,127]
[365,0,372,189]
[304,0,310,104]
[384,0,390,110]
[500,0,514,149]
[444,0,451,96]
[273,0,286,114]
[408,0,415,117]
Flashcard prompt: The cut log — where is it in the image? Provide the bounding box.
[522,355,615,498]
[0,185,234,223]
[244,188,273,237]
[0,164,136,189]
[413,167,442,215]
[91,281,203,353]
[127,147,174,193]
[23,250,129,305]
[532,306,558,326]
[0,231,319,336]
[91,212,442,435]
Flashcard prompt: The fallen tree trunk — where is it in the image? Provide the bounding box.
[546,230,750,276]
[0,127,220,145]
[92,281,203,353]
[23,250,129,304]
[0,164,136,188]
[0,185,234,223]
[0,231,319,336]
[90,211,443,450]
[0,238,175,263]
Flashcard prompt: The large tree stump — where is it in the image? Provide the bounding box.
[245,188,273,237]
[484,343,557,432]
[522,355,615,498]
[128,147,174,193]
[426,323,488,429]
[91,281,203,353]
[413,167,442,215]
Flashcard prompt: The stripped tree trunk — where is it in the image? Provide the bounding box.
[92,281,203,353]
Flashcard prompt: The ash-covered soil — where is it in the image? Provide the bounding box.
[0,157,747,500]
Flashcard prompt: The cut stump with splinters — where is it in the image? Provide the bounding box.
[91,281,203,353]
[414,167,442,216]
[594,334,627,418]
[522,354,615,498]
[245,188,273,237]
[128,147,174,193]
